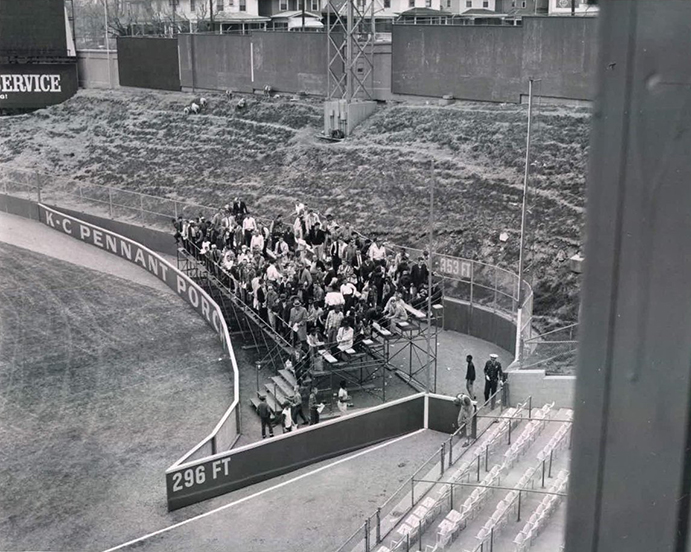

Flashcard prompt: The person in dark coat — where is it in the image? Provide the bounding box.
[410,256,429,293]
[465,354,476,399]
[256,395,274,438]
[483,353,504,403]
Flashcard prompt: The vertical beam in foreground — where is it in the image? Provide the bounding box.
[565,2,691,552]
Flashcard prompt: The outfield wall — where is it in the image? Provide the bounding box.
[35,204,243,464]
[77,50,119,89]
[117,37,181,91]
[392,16,598,102]
[178,32,328,95]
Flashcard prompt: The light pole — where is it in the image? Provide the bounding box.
[426,159,435,394]
[515,77,538,361]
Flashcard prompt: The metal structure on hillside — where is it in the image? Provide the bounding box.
[326,0,375,101]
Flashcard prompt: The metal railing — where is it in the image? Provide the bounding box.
[516,322,578,374]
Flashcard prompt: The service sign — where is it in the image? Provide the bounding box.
[0,63,78,109]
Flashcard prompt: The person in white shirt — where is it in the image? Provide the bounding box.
[337,380,349,414]
[384,291,408,328]
[340,279,357,313]
[266,261,281,283]
[368,240,387,265]
[242,214,257,246]
[250,230,264,254]
[281,401,295,433]
[337,319,354,350]
[325,284,345,308]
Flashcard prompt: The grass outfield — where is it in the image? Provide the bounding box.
[0,243,234,551]
[0,89,588,331]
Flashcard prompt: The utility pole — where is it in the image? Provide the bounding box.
[103,0,112,89]
[571,0,576,16]
[302,0,306,31]
[515,77,534,361]
[426,159,435,394]
[209,0,214,32]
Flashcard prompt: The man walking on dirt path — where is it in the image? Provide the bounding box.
[484,353,504,405]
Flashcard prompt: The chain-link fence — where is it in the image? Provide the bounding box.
[516,323,578,375]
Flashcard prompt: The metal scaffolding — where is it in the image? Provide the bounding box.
[326,0,375,101]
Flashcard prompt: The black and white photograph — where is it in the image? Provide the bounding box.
[1,0,689,551]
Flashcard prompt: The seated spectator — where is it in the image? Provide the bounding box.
[336,318,354,350]
[384,291,408,329]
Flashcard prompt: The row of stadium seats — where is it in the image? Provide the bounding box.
[503,403,554,469]
[536,421,571,463]
[513,470,569,552]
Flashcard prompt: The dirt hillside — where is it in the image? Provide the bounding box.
[0,89,590,329]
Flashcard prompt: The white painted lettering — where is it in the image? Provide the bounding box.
[221,457,231,476]
[201,296,210,322]
[147,255,159,276]
[120,241,132,260]
[62,219,72,234]
[40,75,51,92]
[0,75,11,91]
[176,275,187,295]
[212,460,222,479]
[212,309,222,333]
[50,75,61,92]
[134,248,146,268]
[12,75,24,92]
[105,234,117,253]
[159,263,169,282]
[80,225,91,240]
[188,286,199,308]
[93,229,103,247]
[45,211,55,227]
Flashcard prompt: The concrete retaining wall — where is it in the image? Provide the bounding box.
[443,297,517,355]
[507,367,576,409]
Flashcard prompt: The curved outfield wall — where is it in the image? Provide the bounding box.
[29,201,243,468]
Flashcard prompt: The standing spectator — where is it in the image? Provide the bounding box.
[308,387,320,425]
[281,401,295,433]
[172,216,184,244]
[243,214,257,247]
[337,380,349,415]
[291,385,308,426]
[411,256,429,295]
[455,393,474,447]
[368,239,387,266]
[289,297,308,350]
[310,222,327,260]
[484,353,504,403]
[250,230,264,254]
[325,305,344,345]
[465,354,476,399]
[256,395,274,438]
[270,214,285,247]
[233,197,248,217]
[325,284,345,308]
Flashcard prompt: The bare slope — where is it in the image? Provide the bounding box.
[0,89,589,328]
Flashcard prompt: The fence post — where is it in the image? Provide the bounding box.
[140,194,145,224]
[490,527,494,552]
[35,172,42,203]
[406,533,410,552]
[508,417,512,445]
[541,459,546,488]
[448,436,453,466]
[528,396,532,419]
[440,443,446,476]
[376,508,381,544]
[211,435,217,455]
[411,477,415,508]
[517,490,522,522]
[471,412,478,440]
[450,482,454,510]
[418,519,422,551]
[108,187,113,218]
[485,444,489,472]
[477,455,481,482]
[549,450,554,478]
[365,517,370,552]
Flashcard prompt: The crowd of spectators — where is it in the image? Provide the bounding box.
[173,198,442,376]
